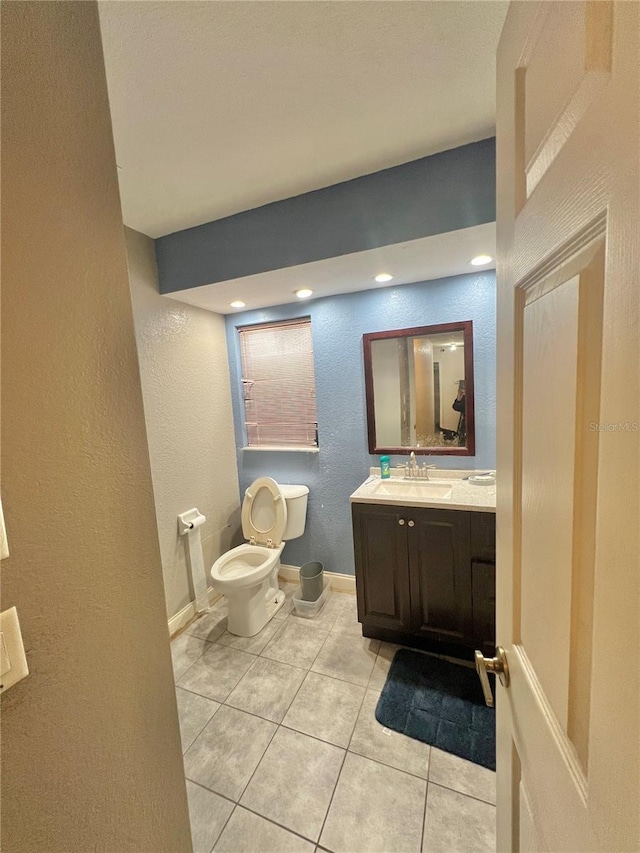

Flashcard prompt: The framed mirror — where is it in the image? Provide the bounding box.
[363,321,475,456]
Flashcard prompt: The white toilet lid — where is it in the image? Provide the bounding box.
[241,477,288,547]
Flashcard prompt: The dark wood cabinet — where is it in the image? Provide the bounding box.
[352,502,495,656]
[351,502,412,633]
[407,509,472,644]
[471,561,496,657]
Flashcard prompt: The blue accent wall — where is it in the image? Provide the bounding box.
[226,272,496,576]
[156,138,495,293]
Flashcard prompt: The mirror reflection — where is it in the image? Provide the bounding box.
[363,322,475,455]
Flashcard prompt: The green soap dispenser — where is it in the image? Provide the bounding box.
[380,455,391,479]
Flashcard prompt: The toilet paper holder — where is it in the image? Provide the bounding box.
[178,508,207,536]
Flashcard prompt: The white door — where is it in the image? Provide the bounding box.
[493,2,639,851]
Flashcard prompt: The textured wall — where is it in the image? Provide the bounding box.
[226,272,496,575]
[127,228,241,619]
[0,4,191,851]
[156,138,495,292]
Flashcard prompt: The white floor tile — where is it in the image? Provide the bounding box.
[429,748,496,805]
[320,752,426,853]
[423,783,495,852]
[240,727,344,842]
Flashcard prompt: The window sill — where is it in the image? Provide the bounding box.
[242,446,320,453]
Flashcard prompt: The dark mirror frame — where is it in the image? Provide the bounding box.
[363,320,475,456]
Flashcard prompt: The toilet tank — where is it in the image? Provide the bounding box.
[279,484,309,541]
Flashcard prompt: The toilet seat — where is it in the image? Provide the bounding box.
[241,476,287,547]
[212,542,283,590]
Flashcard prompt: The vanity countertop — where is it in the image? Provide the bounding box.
[350,468,496,513]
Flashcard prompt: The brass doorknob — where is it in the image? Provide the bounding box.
[474,646,510,708]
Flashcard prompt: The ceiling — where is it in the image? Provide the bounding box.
[99,1,507,238]
[165,222,496,314]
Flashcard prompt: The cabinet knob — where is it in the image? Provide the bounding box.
[398,518,405,526]
[407,520,415,527]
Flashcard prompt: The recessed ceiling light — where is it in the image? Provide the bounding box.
[470,254,493,266]
[449,344,457,352]
[229,300,246,308]
[295,288,314,299]
[375,273,393,283]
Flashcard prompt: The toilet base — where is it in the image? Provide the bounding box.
[226,568,284,637]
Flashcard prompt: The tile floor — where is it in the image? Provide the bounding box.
[171,585,496,853]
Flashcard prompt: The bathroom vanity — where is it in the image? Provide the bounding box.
[350,472,496,657]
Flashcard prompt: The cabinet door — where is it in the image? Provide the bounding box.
[407,508,472,644]
[352,503,411,632]
[472,560,496,656]
[470,512,496,562]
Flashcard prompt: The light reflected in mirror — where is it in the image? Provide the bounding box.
[363,321,475,456]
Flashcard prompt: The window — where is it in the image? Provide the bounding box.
[238,317,318,448]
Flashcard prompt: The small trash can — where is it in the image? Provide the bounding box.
[299,561,324,601]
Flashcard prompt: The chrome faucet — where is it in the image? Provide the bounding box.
[404,452,436,480]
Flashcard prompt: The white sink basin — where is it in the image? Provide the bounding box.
[370,478,454,500]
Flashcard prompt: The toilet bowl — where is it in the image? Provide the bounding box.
[211,477,309,637]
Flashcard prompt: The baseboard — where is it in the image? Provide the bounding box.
[168,587,222,637]
[279,564,356,595]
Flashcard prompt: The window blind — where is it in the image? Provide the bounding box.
[238,318,318,447]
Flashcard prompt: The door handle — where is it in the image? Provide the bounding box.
[474,646,509,708]
[398,518,405,526]
[407,520,415,527]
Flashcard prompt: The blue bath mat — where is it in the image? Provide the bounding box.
[375,649,496,770]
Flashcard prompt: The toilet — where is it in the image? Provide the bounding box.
[211,477,309,637]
